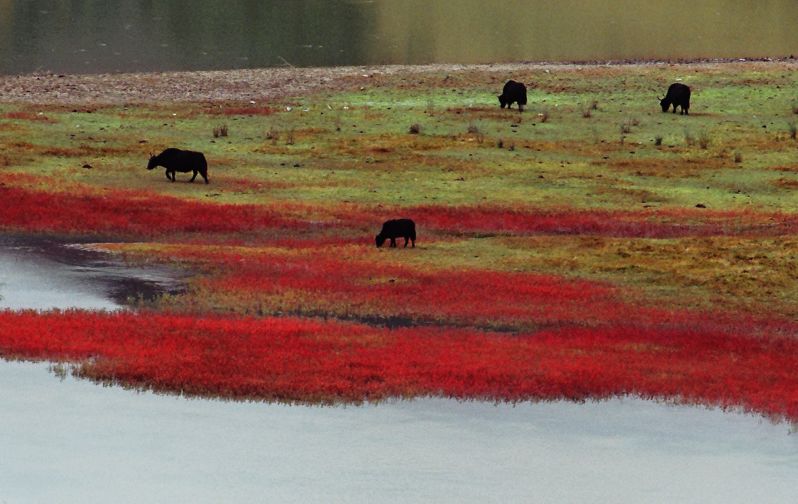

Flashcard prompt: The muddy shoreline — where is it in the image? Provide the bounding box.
[2,57,797,105]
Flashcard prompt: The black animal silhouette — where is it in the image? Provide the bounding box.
[147,148,209,183]
[660,83,691,115]
[376,219,416,248]
[498,80,528,111]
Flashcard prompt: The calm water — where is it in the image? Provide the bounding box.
[2,361,798,503]
[1,0,797,75]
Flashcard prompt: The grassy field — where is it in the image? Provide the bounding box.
[1,61,798,418]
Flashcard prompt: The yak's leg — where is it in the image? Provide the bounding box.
[411,238,415,248]
[190,170,198,182]
[165,170,171,181]
[403,237,409,248]
[390,237,396,248]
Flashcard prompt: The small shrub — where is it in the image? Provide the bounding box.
[654,135,663,146]
[497,138,504,149]
[409,123,421,134]
[467,122,484,143]
[733,151,743,163]
[684,129,695,146]
[697,131,710,149]
[213,124,228,138]
[582,107,592,118]
[619,121,632,135]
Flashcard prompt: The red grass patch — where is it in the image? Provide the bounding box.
[3,111,56,122]
[1,310,797,420]
[0,185,307,237]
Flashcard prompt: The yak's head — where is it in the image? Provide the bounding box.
[375,234,386,248]
[497,95,506,108]
[146,154,158,170]
[659,97,669,112]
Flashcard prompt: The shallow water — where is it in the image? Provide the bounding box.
[1,0,798,74]
[1,361,797,503]
[0,236,182,311]
[1,239,797,502]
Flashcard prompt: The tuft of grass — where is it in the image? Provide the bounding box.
[285,128,295,145]
[684,128,695,146]
[788,121,797,140]
[467,122,484,143]
[733,151,743,163]
[497,138,504,149]
[654,135,663,146]
[408,123,421,134]
[697,131,710,149]
[213,124,228,138]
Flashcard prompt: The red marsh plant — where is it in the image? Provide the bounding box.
[0,310,797,421]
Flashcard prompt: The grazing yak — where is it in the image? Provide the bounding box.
[147,148,209,183]
[376,219,416,248]
[660,83,691,115]
[498,80,527,111]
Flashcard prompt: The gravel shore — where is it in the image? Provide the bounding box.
[1,58,796,105]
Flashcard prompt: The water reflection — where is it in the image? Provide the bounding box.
[0,0,797,74]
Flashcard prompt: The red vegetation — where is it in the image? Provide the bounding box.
[189,248,665,329]
[0,185,307,237]
[1,310,797,420]
[3,111,55,122]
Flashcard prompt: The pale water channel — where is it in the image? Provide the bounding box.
[1,0,798,74]
[1,239,798,503]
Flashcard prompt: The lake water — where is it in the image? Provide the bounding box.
[1,0,797,75]
[1,240,797,502]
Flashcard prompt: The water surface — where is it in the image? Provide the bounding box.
[1,361,797,503]
[1,0,797,74]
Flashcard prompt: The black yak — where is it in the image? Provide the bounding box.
[375,219,416,248]
[498,80,527,111]
[660,83,691,115]
[147,148,209,184]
